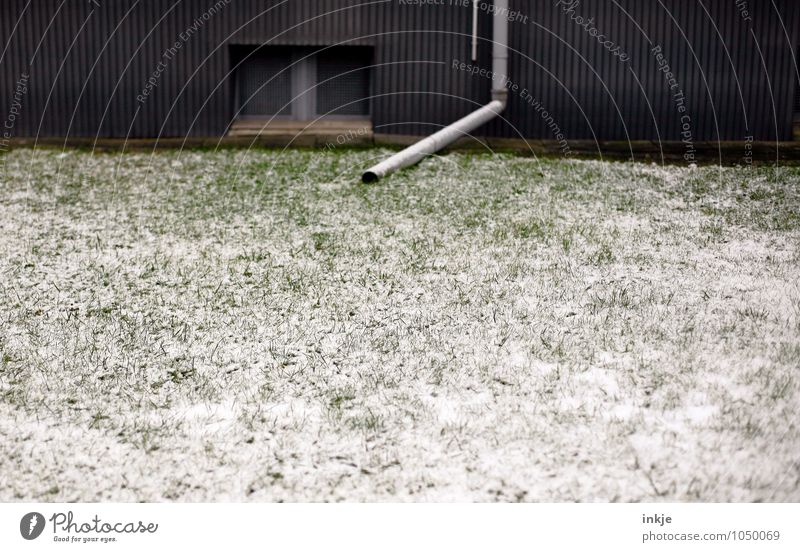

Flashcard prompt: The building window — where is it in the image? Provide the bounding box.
[233,45,371,121]
[316,48,371,117]
[236,47,293,117]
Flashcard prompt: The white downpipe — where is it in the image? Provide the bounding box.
[491,0,509,104]
[471,0,479,62]
[362,0,510,183]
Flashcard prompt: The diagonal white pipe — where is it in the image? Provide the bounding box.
[361,100,505,183]
[362,0,510,183]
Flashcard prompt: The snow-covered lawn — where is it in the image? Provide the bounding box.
[1,147,798,501]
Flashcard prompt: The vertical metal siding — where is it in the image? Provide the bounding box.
[0,0,797,141]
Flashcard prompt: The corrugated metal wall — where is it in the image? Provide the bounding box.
[498,0,800,142]
[1,0,797,141]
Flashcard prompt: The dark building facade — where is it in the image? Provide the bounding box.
[1,0,798,145]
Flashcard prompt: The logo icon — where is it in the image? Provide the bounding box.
[20,512,45,540]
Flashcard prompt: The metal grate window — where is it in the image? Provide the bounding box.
[316,48,371,116]
[236,50,292,117]
[233,45,371,119]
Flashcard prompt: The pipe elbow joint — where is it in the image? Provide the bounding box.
[491,88,509,107]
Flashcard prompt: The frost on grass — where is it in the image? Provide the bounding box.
[0,148,799,501]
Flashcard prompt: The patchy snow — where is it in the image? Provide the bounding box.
[0,148,798,501]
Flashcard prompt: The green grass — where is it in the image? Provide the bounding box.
[0,147,798,501]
